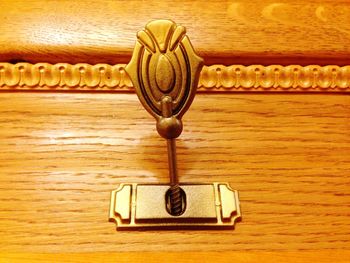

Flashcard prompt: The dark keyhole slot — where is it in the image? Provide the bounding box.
[165,187,186,216]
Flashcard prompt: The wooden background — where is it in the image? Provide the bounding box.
[0,0,350,261]
[0,93,349,254]
[0,0,349,65]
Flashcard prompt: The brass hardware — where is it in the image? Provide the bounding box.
[125,19,204,216]
[109,183,241,229]
[109,19,241,229]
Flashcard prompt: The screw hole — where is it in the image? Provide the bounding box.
[165,186,186,216]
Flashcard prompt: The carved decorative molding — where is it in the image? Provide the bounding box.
[0,63,349,92]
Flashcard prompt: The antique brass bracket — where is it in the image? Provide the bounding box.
[109,19,241,229]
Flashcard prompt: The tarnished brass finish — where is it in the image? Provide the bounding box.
[109,19,241,229]
[125,19,205,216]
[109,183,241,229]
[125,19,203,140]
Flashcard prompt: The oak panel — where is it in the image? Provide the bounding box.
[0,92,349,252]
[1,252,350,263]
[0,0,349,65]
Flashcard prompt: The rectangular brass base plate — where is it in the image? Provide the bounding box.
[109,183,241,229]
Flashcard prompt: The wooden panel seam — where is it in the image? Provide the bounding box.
[0,63,349,93]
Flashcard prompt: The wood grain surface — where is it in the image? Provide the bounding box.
[1,251,350,263]
[0,92,349,252]
[0,0,349,65]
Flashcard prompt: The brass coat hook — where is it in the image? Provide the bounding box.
[109,20,241,229]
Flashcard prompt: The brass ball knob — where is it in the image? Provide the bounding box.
[156,117,183,139]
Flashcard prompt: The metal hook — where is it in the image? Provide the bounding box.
[109,20,241,229]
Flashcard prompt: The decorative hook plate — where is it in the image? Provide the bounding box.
[109,19,241,229]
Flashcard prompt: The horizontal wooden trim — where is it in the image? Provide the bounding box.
[0,63,349,93]
[1,1,350,66]
[1,252,350,263]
